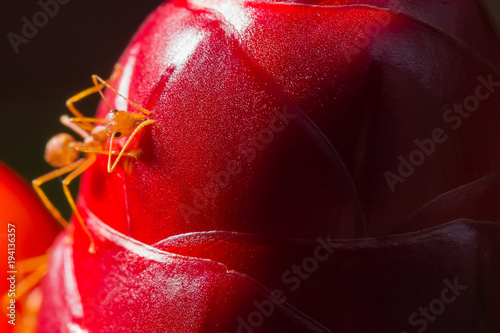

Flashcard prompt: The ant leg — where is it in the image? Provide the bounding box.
[60,115,90,140]
[70,117,106,124]
[67,116,107,139]
[17,254,49,275]
[92,75,151,116]
[76,146,141,158]
[108,120,155,172]
[1,257,48,312]
[61,154,97,254]
[17,263,47,299]
[66,84,105,118]
[66,79,108,133]
[33,159,85,229]
[65,65,122,130]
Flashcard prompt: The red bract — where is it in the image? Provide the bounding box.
[0,162,59,333]
[40,207,500,332]
[80,0,500,244]
[39,0,500,331]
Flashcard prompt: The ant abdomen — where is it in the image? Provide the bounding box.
[44,133,79,168]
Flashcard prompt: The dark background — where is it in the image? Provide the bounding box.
[0,0,499,217]
[0,1,164,216]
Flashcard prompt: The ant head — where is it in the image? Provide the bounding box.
[44,133,79,168]
[105,109,138,138]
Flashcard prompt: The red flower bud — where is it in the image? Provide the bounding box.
[38,0,500,331]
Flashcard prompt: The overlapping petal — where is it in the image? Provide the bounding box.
[37,0,500,331]
[39,203,500,332]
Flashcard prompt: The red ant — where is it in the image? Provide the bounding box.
[32,66,154,253]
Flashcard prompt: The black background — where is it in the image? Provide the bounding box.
[0,0,499,216]
[1,1,163,215]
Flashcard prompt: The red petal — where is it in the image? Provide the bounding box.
[81,0,500,241]
[39,205,500,332]
[39,0,500,331]
[0,162,59,333]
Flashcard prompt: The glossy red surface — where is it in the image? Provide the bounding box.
[80,0,500,244]
[39,204,500,332]
[39,0,500,331]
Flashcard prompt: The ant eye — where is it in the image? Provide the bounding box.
[115,132,122,138]
[112,109,118,113]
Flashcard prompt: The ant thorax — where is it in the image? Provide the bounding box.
[89,126,107,144]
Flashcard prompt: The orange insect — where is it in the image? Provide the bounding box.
[32,67,154,253]
[92,74,155,172]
